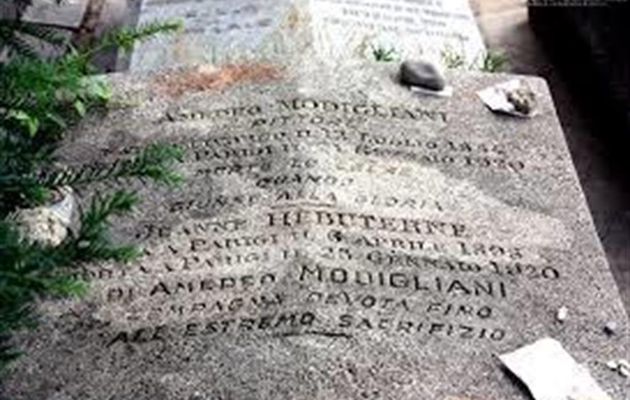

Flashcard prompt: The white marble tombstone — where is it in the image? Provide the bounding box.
[128,0,486,71]
[310,0,486,67]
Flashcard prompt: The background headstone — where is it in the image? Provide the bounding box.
[22,0,89,28]
[128,0,311,71]
[1,63,627,399]
[128,0,486,71]
[310,0,486,67]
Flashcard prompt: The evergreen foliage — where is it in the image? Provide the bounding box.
[441,47,509,72]
[0,4,183,375]
[371,45,398,62]
[42,143,185,190]
[0,19,66,58]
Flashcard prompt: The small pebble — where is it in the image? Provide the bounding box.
[400,60,446,91]
[619,366,629,378]
[556,306,568,322]
[603,321,618,335]
[618,359,630,370]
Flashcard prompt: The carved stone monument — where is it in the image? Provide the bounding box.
[310,0,486,67]
[2,63,628,399]
[128,0,486,71]
[128,0,308,71]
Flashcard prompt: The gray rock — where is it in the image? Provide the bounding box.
[399,60,446,91]
[506,85,537,115]
[604,321,618,335]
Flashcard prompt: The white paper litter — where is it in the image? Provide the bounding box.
[607,360,620,370]
[410,85,453,98]
[556,306,569,322]
[499,338,613,400]
[477,79,537,118]
[48,186,77,227]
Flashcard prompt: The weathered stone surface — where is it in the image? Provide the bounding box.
[128,0,310,71]
[128,0,486,71]
[1,63,628,399]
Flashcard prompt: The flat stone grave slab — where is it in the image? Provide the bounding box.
[128,0,486,71]
[2,63,628,399]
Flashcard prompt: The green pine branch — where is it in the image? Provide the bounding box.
[0,132,55,216]
[0,188,156,371]
[79,20,183,61]
[66,190,141,263]
[0,19,67,58]
[0,20,182,142]
[42,143,184,189]
[0,12,184,376]
[0,57,98,140]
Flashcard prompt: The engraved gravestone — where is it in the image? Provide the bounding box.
[22,0,89,29]
[128,0,486,71]
[128,0,308,71]
[310,0,486,67]
[2,63,628,399]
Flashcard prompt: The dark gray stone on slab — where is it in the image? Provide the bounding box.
[400,60,446,91]
[1,63,628,400]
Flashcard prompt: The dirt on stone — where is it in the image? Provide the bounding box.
[152,64,283,98]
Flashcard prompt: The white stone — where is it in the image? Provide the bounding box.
[13,207,69,247]
[603,321,618,335]
[556,306,569,322]
[12,187,77,247]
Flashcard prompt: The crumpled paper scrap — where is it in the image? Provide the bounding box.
[499,337,613,400]
[477,79,537,118]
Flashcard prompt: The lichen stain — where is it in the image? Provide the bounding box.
[173,33,190,64]
[284,6,302,31]
[152,64,283,98]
